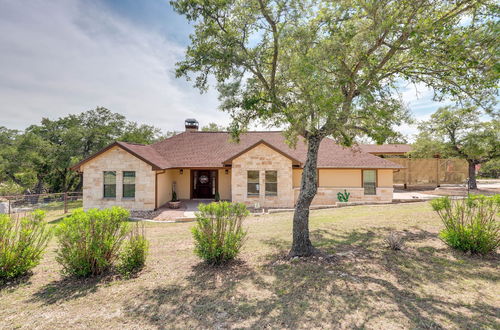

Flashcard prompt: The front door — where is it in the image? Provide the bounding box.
[192,170,217,199]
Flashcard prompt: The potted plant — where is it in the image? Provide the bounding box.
[214,191,220,202]
[168,190,181,209]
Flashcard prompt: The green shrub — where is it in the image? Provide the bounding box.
[55,207,130,277]
[0,210,51,280]
[431,195,500,254]
[192,201,249,264]
[119,223,149,276]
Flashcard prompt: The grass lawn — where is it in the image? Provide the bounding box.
[1,202,498,329]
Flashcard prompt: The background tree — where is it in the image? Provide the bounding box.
[201,122,228,132]
[0,107,165,194]
[412,106,499,189]
[172,0,498,256]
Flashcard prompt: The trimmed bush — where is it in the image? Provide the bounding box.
[0,210,51,280]
[55,207,130,277]
[192,201,248,264]
[119,223,149,276]
[431,195,499,254]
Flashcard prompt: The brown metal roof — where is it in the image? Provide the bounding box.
[358,144,412,155]
[72,132,404,171]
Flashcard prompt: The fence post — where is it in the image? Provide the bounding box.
[64,192,68,214]
[436,158,440,187]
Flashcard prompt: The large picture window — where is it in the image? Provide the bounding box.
[103,171,116,198]
[363,170,377,195]
[265,171,278,196]
[123,171,136,198]
[247,171,259,196]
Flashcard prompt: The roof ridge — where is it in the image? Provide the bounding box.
[118,141,146,146]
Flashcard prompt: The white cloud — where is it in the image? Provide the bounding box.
[0,0,226,131]
[0,0,452,138]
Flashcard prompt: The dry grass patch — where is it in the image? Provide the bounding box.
[0,202,498,329]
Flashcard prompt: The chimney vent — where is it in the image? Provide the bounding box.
[185,118,199,132]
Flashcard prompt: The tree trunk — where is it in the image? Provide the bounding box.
[289,134,323,257]
[467,160,478,190]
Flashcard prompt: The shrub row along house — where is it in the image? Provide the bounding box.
[71,119,403,211]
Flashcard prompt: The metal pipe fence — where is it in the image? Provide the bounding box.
[0,192,83,218]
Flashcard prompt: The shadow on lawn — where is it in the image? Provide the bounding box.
[28,275,107,305]
[123,227,499,328]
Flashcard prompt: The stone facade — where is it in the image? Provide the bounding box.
[82,146,156,211]
[79,144,395,211]
[294,187,393,205]
[231,143,293,208]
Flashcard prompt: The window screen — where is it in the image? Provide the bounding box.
[123,171,136,198]
[363,170,376,195]
[265,171,277,196]
[247,171,259,196]
[103,171,116,198]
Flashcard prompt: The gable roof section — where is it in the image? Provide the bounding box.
[149,131,403,169]
[222,140,302,166]
[71,132,404,171]
[70,141,169,171]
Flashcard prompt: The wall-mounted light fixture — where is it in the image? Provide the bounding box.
[179,169,183,175]
[225,169,229,175]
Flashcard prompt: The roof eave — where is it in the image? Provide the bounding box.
[70,141,163,172]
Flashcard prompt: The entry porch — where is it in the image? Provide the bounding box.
[155,168,232,209]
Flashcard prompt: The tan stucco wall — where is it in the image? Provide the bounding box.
[231,144,293,208]
[319,169,362,187]
[156,170,174,207]
[218,169,231,200]
[81,146,156,211]
[292,168,302,188]
[169,169,191,200]
[377,169,393,187]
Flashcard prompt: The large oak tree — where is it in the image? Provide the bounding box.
[171,0,499,256]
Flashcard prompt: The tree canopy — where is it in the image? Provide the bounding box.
[201,122,228,131]
[172,0,499,256]
[411,106,499,188]
[0,107,165,194]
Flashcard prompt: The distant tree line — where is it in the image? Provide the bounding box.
[0,107,167,195]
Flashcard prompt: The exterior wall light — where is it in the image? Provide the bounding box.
[225,169,229,175]
[180,169,183,175]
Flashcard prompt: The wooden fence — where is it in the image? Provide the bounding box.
[388,158,469,187]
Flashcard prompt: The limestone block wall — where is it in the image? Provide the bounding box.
[294,187,393,205]
[231,144,293,208]
[82,146,156,211]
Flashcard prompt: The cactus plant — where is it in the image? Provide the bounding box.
[337,190,350,202]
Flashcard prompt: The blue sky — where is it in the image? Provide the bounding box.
[0,0,447,139]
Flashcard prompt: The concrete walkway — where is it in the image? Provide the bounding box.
[393,191,438,201]
[152,199,214,221]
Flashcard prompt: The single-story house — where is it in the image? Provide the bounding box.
[71,119,404,211]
